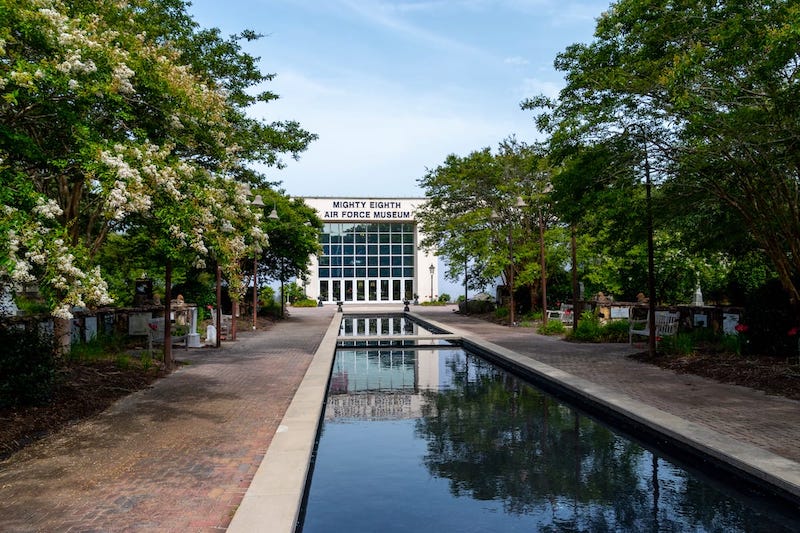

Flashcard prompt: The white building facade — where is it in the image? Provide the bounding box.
[302,197,438,304]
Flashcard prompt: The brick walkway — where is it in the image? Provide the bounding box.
[2,304,800,532]
[0,306,334,533]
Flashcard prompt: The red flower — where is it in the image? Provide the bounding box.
[735,323,749,333]
[206,305,213,310]
[788,327,799,336]
[147,323,158,331]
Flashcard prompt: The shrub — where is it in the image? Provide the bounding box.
[600,320,631,343]
[570,311,603,341]
[0,326,58,408]
[438,293,451,303]
[69,333,128,362]
[720,334,742,356]
[539,320,566,336]
[495,306,509,320]
[660,333,694,355]
[292,298,319,308]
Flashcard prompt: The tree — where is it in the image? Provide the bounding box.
[1,0,315,366]
[416,138,562,322]
[524,0,800,320]
[251,190,321,318]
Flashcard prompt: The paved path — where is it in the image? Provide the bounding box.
[2,304,800,532]
[0,306,335,532]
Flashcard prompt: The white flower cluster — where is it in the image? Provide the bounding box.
[112,63,135,94]
[32,197,63,219]
[100,148,152,219]
[56,51,97,75]
[2,199,113,319]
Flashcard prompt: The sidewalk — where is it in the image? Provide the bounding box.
[0,306,335,532]
[2,304,800,532]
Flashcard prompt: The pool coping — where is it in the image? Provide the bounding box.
[226,312,343,533]
[227,310,800,532]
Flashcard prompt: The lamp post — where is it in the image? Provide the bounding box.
[631,125,657,357]
[251,197,279,330]
[429,264,435,302]
[216,219,235,347]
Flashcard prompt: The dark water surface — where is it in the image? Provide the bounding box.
[299,347,800,532]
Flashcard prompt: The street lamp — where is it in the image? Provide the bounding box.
[250,195,279,330]
[429,264,435,302]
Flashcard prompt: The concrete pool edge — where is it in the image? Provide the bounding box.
[414,313,800,504]
[226,312,343,533]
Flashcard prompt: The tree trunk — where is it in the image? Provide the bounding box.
[163,259,173,372]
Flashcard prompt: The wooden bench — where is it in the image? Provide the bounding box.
[629,310,679,345]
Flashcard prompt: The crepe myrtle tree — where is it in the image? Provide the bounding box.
[0,0,313,358]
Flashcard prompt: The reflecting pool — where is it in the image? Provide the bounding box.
[299,347,800,532]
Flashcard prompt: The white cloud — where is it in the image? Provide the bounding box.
[504,56,530,66]
[257,69,533,196]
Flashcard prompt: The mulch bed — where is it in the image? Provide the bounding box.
[0,360,166,460]
[630,350,800,402]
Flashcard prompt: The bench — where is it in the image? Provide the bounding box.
[546,304,573,325]
[629,310,679,345]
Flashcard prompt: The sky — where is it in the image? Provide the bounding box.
[187,0,613,199]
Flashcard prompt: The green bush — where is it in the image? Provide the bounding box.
[720,334,742,356]
[600,320,631,343]
[570,311,603,341]
[438,293,451,303]
[539,320,566,336]
[660,333,694,355]
[495,306,509,319]
[292,298,319,308]
[69,333,128,362]
[0,326,58,408]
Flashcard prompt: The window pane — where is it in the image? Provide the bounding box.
[320,280,329,300]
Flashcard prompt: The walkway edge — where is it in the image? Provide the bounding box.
[226,312,342,533]
[415,313,800,502]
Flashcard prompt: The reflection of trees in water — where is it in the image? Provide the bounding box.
[415,351,787,532]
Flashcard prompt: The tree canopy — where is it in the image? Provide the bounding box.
[1,0,316,318]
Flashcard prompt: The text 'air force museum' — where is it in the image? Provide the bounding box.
[302,197,438,304]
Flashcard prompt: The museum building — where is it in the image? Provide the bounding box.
[301,197,438,304]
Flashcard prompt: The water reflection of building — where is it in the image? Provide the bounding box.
[338,316,418,337]
[325,348,441,421]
